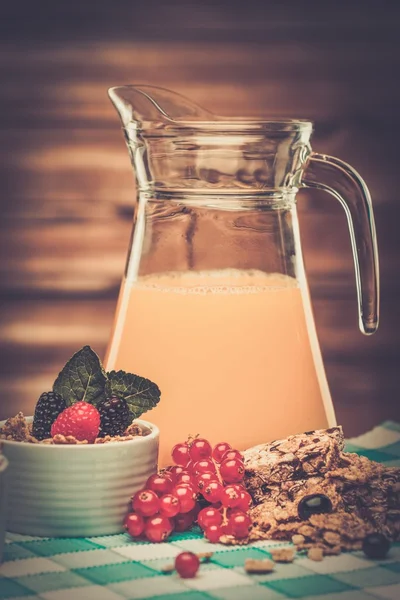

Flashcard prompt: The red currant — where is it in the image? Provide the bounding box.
[174,511,195,532]
[172,443,190,466]
[185,460,194,473]
[205,524,224,543]
[196,472,218,492]
[221,520,233,536]
[202,480,223,503]
[197,506,223,530]
[175,482,194,490]
[192,459,216,476]
[220,484,243,508]
[189,438,212,462]
[221,449,243,462]
[172,484,196,513]
[229,512,251,539]
[175,551,200,578]
[144,515,173,542]
[146,474,173,496]
[165,465,187,483]
[124,512,145,537]
[220,458,245,483]
[212,442,232,463]
[177,473,196,487]
[159,494,181,518]
[132,489,160,516]
[237,489,252,511]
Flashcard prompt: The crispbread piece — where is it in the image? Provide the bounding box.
[244,427,344,501]
[242,426,400,553]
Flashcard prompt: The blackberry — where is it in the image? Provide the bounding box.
[97,396,131,437]
[32,391,67,440]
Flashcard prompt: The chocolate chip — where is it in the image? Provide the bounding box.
[298,494,333,520]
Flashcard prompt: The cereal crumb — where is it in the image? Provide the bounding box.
[297,525,316,538]
[0,412,31,442]
[245,558,275,573]
[197,552,214,561]
[270,548,295,563]
[308,547,324,561]
[292,534,305,546]
[125,423,143,436]
[52,434,89,445]
[324,545,341,556]
[219,534,249,546]
[161,563,175,574]
[323,531,341,546]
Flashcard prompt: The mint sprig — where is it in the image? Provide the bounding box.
[53,346,108,407]
[52,346,161,420]
[106,370,161,418]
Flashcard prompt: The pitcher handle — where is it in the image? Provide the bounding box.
[301,152,379,335]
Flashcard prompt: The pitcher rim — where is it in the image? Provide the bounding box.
[108,85,313,133]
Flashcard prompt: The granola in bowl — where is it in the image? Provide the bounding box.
[0,412,147,445]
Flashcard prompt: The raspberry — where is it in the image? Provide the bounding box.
[51,401,100,442]
[32,391,67,440]
[97,396,131,437]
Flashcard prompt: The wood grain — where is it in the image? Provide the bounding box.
[0,0,399,435]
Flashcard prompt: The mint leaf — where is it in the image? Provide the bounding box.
[53,346,108,407]
[106,370,161,418]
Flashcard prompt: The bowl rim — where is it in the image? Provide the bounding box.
[0,416,159,450]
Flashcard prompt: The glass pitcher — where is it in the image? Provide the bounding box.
[105,85,379,465]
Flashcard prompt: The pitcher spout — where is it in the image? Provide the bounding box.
[108,85,213,129]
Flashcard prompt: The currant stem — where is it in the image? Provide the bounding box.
[197,551,214,561]
[212,456,228,526]
[186,433,199,446]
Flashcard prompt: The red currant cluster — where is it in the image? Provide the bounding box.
[124,437,252,543]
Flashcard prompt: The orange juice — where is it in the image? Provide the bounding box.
[105,269,335,465]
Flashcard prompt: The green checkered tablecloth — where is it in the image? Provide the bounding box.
[1,422,400,600]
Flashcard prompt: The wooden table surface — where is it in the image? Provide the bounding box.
[0,0,399,435]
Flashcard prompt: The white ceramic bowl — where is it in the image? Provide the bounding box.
[0,417,159,537]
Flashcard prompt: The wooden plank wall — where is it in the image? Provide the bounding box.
[0,0,399,435]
